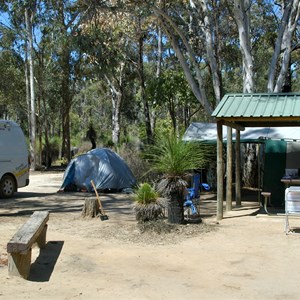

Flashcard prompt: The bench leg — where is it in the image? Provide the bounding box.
[36,224,48,249]
[8,249,32,279]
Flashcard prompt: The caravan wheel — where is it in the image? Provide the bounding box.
[0,175,16,198]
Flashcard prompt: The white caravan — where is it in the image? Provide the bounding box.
[0,120,30,198]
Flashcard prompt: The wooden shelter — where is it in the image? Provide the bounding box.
[211,93,300,220]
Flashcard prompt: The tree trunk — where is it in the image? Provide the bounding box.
[37,86,42,167]
[274,0,300,92]
[241,143,258,187]
[112,91,122,145]
[25,7,36,170]
[58,2,71,162]
[39,50,52,167]
[267,1,292,92]
[167,189,185,224]
[82,198,100,218]
[150,23,163,134]
[24,45,30,145]
[137,18,153,144]
[233,0,254,93]
[61,51,71,161]
[199,0,222,104]
[104,64,124,146]
[154,7,213,115]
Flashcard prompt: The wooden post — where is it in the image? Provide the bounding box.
[217,122,224,221]
[226,127,233,211]
[8,249,32,279]
[235,129,241,206]
[36,224,47,249]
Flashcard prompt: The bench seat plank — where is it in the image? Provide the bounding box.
[7,211,49,253]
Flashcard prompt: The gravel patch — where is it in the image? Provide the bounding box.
[82,219,219,246]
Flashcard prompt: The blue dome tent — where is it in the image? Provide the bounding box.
[60,148,137,192]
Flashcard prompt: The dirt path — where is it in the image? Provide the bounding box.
[1,171,300,300]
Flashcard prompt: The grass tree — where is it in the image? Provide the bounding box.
[145,133,213,224]
[132,183,165,222]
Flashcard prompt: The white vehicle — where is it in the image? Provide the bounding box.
[0,120,30,198]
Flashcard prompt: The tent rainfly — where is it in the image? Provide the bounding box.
[60,148,137,192]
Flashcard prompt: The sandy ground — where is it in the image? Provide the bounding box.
[1,171,300,300]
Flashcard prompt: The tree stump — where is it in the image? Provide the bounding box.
[81,198,100,218]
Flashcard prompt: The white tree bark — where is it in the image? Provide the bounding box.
[267,1,293,92]
[150,23,163,133]
[198,0,222,104]
[233,0,254,93]
[25,7,36,170]
[153,7,213,115]
[273,0,300,92]
[105,62,125,145]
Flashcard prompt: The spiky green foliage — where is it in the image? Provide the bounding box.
[132,182,159,205]
[145,133,214,177]
[132,183,165,222]
[144,133,215,224]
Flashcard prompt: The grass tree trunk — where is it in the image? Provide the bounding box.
[168,189,185,224]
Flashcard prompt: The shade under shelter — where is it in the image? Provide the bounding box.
[211,93,300,220]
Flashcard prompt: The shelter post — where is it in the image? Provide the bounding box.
[226,127,233,211]
[235,130,241,206]
[217,122,224,220]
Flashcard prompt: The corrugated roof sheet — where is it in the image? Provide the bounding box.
[212,93,300,118]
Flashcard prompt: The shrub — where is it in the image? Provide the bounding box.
[132,182,159,204]
[132,183,165,222]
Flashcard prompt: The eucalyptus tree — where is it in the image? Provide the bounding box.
[78,1,164,145]
[0,0,40,169]
[0,14,26,120]
[152,0,300,107]
[152,3,212,115]
[150,0,238,116]
[133,10,154,143]
[42,0,88,161]
[146,68,201,135]
[227,0,300,93]
[78,5,138,145]
[232,0,254,93]
[267,0,300,92]
[24,1,37,168]
[34,28,65,166]
[0,51,26,121]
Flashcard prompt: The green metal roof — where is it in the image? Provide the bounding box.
[212,93,300,127]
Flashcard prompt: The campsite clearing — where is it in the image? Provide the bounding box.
[1,171,300,299]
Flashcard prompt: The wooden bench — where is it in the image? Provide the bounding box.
[7,211,49,279]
